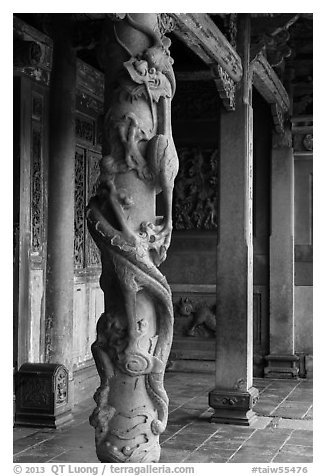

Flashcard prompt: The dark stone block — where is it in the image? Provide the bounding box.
[15,363,73,428]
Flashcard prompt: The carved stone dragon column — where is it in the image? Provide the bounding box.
[86,13,178,463]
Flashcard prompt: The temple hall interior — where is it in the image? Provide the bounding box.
[13,12,313,465]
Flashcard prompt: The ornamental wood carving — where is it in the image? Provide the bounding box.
[86,14,178,463]
[171,13,243,83]
[173,148,218,230]
[251,52,290,133]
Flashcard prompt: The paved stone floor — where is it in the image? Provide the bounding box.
[13,372,313,464]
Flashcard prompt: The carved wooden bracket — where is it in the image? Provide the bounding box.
[211,64,236,111]
[170,13,243,83]
[14,16,52,85]
[250,13,299,64]
[14,40,42,67]
[251,52,290,134]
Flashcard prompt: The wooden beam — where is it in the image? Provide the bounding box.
[251,52,290,112]
[171,13,243,82]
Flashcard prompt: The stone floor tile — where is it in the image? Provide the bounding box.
[273,455,313,463]
[241,430,292,450]
[253,378,270,388]
[13,431,56,454]
[214,425,256,436]
[276,418,313,430]
[287,431,313,446]
[160,447,190,463]
[286,388,313,398]
[228,447,276,463]
[14,441,67,463]
[179,422,220,436]
[164,430,210,446]
[13,372,313,464]
[303,407,313,420]
[254,401,282,415]
[199,438,243,450]
[13,427,42,442]
[184,448,234,463]
[271,404,311,419]
[47,447,98,463]
[161,439,200,452]
[229,454,274,463]
[14,454,54,463]
[281,444,313,456]
[297,379,313,388]
[251,416,273,429]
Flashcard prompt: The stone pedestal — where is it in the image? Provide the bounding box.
[209,387,259,426]
[208,15,258,426]
[265,130,298,378]
[15,364,73,428]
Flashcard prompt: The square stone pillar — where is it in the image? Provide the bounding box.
[209,14,259,426]
[264,130,298,378]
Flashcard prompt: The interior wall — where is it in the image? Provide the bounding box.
[252,90,273,376]
[160,79,219,371]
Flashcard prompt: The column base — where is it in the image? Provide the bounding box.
[208,386,259,426]
[14,363,73,428]
[264,354,299,378]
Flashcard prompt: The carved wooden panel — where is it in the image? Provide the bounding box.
[30,92,44,257]
[75,113,96,146]
[173,147,218,230]
[86,151,101,268]
[74,147,86,268]
[74,147,102,270]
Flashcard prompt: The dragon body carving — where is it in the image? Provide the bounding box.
[87,14,177,463]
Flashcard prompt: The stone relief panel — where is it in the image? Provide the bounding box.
[173,295,216,338]
[173,147,218,230]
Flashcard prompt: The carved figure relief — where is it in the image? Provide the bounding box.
[87,14,178,463]
[173,148,218,230]
[175,297,216,338]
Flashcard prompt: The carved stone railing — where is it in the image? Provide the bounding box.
[86,13,178,463]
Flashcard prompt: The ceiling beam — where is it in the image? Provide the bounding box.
[251,52,290,133]
[251,52,290,112]
[170,13,243,82]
